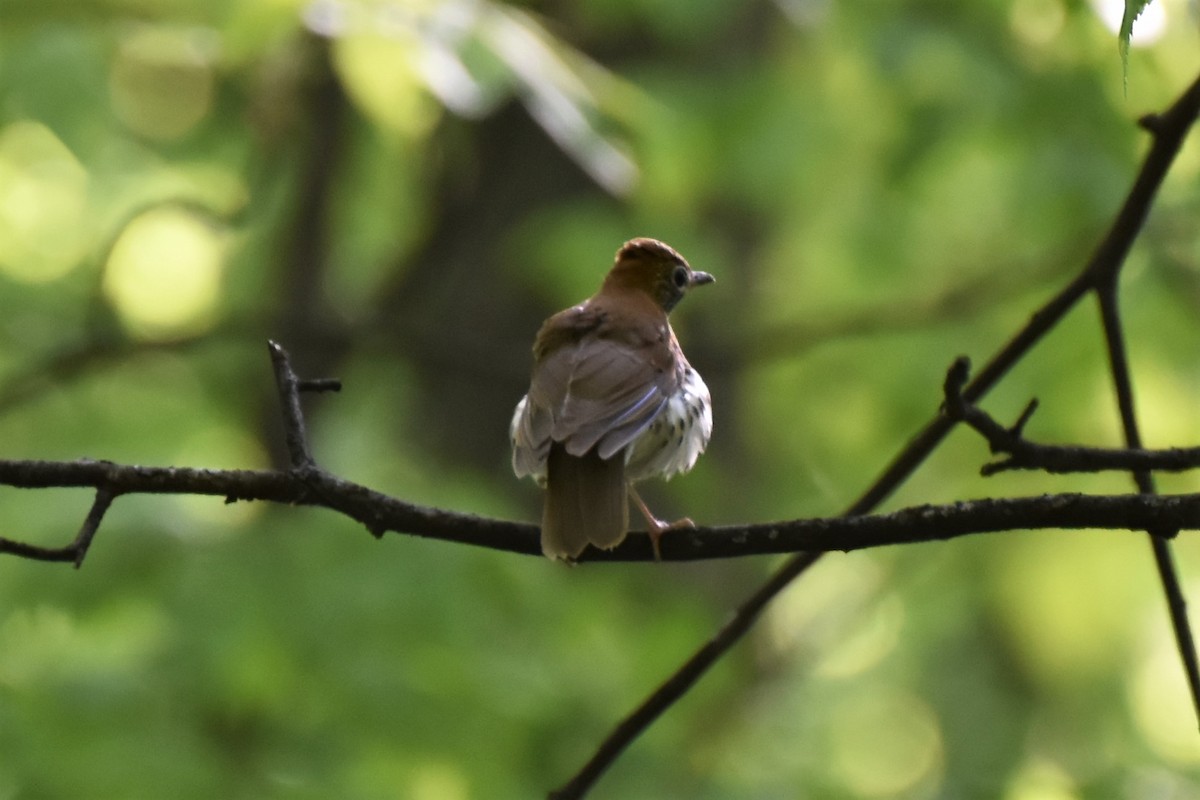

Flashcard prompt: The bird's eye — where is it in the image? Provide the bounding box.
[672,265,689,289]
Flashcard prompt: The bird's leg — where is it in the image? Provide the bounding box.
[628,485,694,561]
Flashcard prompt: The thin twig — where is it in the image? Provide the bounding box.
[268,340,318,469]
[72,489,116,568]
[0,488,116,567]
[298,378,342,393]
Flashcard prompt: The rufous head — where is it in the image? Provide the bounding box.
[603,238,714,313]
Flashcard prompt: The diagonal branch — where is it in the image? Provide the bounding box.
[548,68,1200,798]
[549,551,825,800]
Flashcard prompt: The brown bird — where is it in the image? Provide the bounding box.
[510,237,714,560]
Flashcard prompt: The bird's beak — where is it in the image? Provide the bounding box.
[690,271,715,287]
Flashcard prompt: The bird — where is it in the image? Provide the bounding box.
[510,237,714,561]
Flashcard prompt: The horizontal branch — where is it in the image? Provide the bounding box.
[0,458,537,557]
[0,457,1197,562]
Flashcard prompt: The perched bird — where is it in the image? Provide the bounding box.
[510,238,714,561]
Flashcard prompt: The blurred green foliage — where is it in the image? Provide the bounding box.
[1,0,1199,797]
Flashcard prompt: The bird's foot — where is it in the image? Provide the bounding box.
[645,516,695,561]
[629,485,696,561]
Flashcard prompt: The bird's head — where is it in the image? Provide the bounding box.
[603,238,714,313]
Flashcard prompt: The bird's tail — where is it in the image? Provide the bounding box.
[542,443,628,560]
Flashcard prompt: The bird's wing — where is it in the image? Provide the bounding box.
[519,302,679,463]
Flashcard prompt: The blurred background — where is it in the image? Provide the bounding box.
[1,0,1199,797]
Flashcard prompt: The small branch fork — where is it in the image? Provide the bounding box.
[0,489,115,568]
[942,357,1200,477]
[943,353,1200,718]
[0,342,536,561]
[268,340,341,470]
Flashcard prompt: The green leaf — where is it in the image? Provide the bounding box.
[1118,0,1152,85]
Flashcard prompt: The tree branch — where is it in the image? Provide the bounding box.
[0,488,114,567]
[942,356,1200,476]
[269,339,320,469]
[1,454,1199,563]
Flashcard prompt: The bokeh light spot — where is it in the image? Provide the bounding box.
[109,26,217,141]
[0,120,89,283]
[333,32,441,139]
[1010,0,1067,47]
[103,207,225,340]
[829,687,943,796]
[1128,625,1200,765]
[815,594,904,679]
[990,533,1138,689]
[1003,757,1078,800]
[410,762,470,800]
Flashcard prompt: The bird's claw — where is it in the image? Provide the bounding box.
[646,517,695,561]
